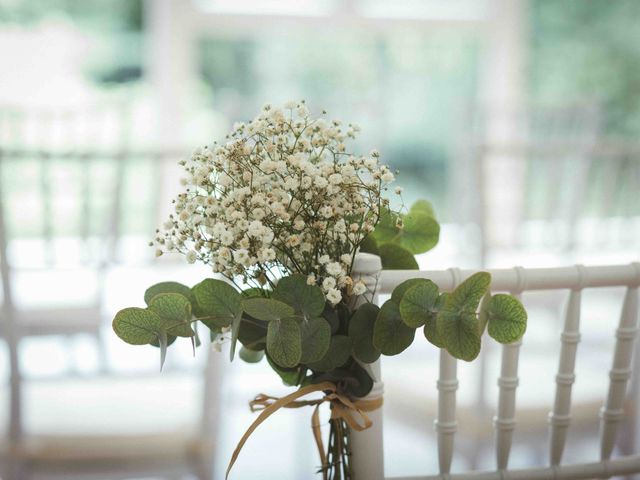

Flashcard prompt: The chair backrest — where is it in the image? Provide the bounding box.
[452,105,640,266]
[351,257,640,479]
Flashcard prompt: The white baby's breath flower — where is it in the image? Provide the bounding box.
[326,262,343,277]
[326,288,342,305]
[322,277,336,290]
[307,273,317,285]
[381,172,395,182]
[154,100,398,292]
[186,250,197,264]
[353,281,367,296]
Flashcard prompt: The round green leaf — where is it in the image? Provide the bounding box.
[423,293,448,348]
[322,303,340,334]
[148,293,194,338]
[478,293,492,336]
[378,243,419,270]
[371,208,399,244]
[373,300,416,355]
[486,294,527,344]
[144,282,194,306]
[449,272,491,314]
[437,309,481,361]
[348,303,381,363]
[409,199,436,219]
[272,274,325,318]
[423,319,444,348]
[112,307,171,345]
[238,315,268,350]
[308,335,351,372]
[242,287,268,299]
[239,346,265,363]
[391,278,432,304]
[267,355,301,386]
[344,361,374,398]
[266,317,302,368]
[192,278,241,328]
[150,334,177,348]
[300,317,331,364]
[359,234,379,255]
[242,298,295,322]
[401,211,440,255]
[399,281,440,328]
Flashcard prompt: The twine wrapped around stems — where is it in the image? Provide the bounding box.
[226,381,383,479]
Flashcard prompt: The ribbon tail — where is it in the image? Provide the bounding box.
[311,403,329,480]
[226,381,336,479]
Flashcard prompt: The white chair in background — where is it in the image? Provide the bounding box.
[351,255,640,479]
[450,104,640,268]
[0,105,223,479]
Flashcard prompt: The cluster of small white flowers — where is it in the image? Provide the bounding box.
[154,101,398,304]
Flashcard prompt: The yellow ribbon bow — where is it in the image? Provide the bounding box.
[226,381,383,479]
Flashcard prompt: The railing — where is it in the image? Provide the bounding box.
[351,255,640,480]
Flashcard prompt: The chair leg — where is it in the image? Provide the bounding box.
[5,452,28,480]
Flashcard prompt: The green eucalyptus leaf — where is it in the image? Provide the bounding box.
[359,234,379,255]
[299,317,332,364]
[150,334,177,348]
[344,361,374,398]
[373,300,416,355]
[267,355,301,386]
[266,317,302,368]
[192,278,242,329]
[242,298,295,322]
[423,318,444,348]
[308,335,351,372]
[400,211,440,255]
[238,315,268,350]
[486,294,528,344]
[449,272,492,314]
[391,278,432,304]
[112,307,171,345]
[437,309,481,361]
[272,274,325,318]
[348,303,381,363]
[478,293,492,336]
[144,281,195,306]
[157,330,168,370]
[242,287,268,298]
[378,243,419,270]
[423,292,449,348]
[148,293,194,338]
[371,207,399,244]
[229,311,243,361]
[239,346,265,363]
[322,303,340,334]
[409,199,436,218]
[399,280,440,328]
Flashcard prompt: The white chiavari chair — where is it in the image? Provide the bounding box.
[0,105,223,480]
[351,254,640,480]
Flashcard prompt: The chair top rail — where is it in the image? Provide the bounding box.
[379,263,640,294]
[0,147,185,161]
[390,453,640,480]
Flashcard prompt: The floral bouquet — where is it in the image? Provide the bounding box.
[112,101,527,479]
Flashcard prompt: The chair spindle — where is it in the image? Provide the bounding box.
[599,263,640,460]
[549,265,585,466]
